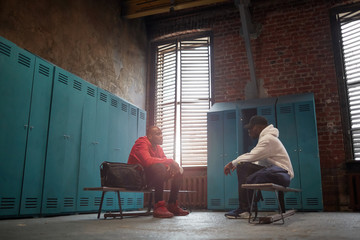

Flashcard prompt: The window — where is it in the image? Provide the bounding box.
[152,35,211,167]
[331,4,360,160]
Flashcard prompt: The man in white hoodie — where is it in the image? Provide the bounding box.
[223,115,294,219]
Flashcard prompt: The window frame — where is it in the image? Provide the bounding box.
[330,2,360,161]
[148,32,214,167]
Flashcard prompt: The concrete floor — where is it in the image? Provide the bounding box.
[0,210,359,240]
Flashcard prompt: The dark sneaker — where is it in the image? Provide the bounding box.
[225,208,250,219]
[153,201,174,218]
[167,201,189,216]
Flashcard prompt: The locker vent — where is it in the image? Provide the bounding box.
[120,197,125,205]
[226,112,236,119]
[73,80,82,91]
[127,198,134,205]
[209,114,219,121]
[25,197,38,209]
[131,107,137,116]
[121,103,128,112]
[80,197,89,207]
[210,198,221,206]
[18,53,31,68]
[0,42,11,57]
[280,106,292,114]
[140,112,145,120]
[0,197,16,209]
[87,87,95,97]
[228,198,239,206]
[100,93,107,102]
[286,197,298,206]
[39,64,50,77]
[58,73,68,85]
[111,98,118,108]
[306,198,319,206]
[136,197,143,206]
[46,198,58,209]
[106,197,113,206]
[260,108,272,116]
[63,197,74,208]
[94,197,101,206]
[264,197,276,206]
[299,104,310,112]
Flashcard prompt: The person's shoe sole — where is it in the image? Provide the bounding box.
[225,212,250,219]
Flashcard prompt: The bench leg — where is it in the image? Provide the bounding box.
[98,191,105,219]
[248,190,257,223]
[147,191,153,213]
[274,190,284,224]
[116,191,123,219]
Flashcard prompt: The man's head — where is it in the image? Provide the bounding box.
[244,115,268,139]
[147,126,163,146]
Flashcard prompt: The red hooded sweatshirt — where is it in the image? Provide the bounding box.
[127,136,174,168]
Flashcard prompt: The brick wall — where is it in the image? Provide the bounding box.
[147,0,360,211]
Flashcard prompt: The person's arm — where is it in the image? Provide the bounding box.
[231,138,271,167]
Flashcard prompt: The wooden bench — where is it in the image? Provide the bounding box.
[84,187,195,219]
[241,183,301,224]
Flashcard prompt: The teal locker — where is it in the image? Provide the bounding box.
[0,37,35,217]
[108,94,122,163]
[76,82,99,212]
[237,98,278,211]
[126,104,139,210]
[95,89,117,211]
[223,110,240,210]
[136,108,146,209]
[20,57,54,215]
[207,111,225,209]
[42,68,84,214]
[277,93,323,211]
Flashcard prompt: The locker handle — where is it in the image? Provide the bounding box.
[24,124,28,129]
[92,142,99,145]
[63,135,70,139]
[115,148,121,150]
[29,126,34,130]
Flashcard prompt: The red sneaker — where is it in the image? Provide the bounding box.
[153,201,174,218]
[167,201,189,216]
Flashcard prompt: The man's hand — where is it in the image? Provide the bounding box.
[168,161,181,177]
[224,162,236,176]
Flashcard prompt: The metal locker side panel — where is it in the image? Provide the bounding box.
[20,57,54,216]
[42,67,72,214]
[224,110,240,210]
[207,112,225,210]
[275,102,302,210]
[295,100,323,211]
[0,39,35,217]
[77,83,99,212]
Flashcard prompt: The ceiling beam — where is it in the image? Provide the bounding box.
[122,0,231,19]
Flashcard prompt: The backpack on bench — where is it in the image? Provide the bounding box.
[100,161,147,190]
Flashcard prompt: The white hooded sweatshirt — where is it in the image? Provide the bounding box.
[231,124,294,179]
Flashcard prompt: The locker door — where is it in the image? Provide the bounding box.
[207,112,225,209]
[20,58,54,215]
[108,95,121,163]
[276,103,302,210]
[126,104,139,210]
[95,89,116,211]
[135,108,146,209]
[295,100,323,210]
[118,101,129,162]
[224,110,239,210]
[77,83,99,212]
[0,38,35,216]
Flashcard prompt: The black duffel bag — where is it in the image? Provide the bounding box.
[100,161,147,190]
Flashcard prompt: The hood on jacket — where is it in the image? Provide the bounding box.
[259,124,279,138]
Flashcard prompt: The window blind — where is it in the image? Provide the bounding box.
[154,36,211,166]
[339,9,360,160]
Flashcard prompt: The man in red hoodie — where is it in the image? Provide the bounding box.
[128,126,189,218]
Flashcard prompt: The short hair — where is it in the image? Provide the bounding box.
[146,126,160,136]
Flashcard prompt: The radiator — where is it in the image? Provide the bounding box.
[348,173,360,210]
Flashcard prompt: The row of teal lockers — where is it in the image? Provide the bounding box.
[207,93,323,211]
[0,36,146,218]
